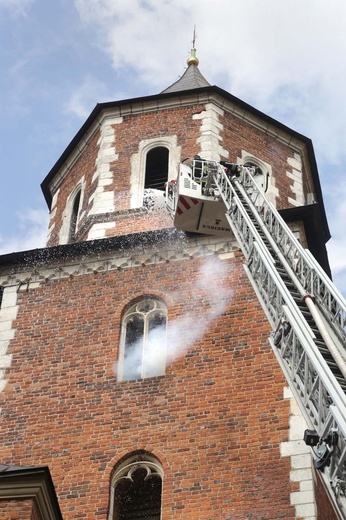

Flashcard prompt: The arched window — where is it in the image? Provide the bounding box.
[117,297,167,381]
[68,190,81,243]
[109,453,163,520]
[244,161,268,193]
[145,147,169,191]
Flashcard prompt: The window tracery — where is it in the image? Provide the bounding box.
[118,297,167,381]
[109,453,163,520]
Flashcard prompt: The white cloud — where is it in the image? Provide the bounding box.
[64,76,109,118]
[72,0,346,298]
[324,179,346,297]
[0,0,33,17]
[0,208,48,255]
[73,0,346,162]
[74,0,192,85]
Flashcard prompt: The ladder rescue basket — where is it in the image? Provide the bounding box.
[165,159,231,236]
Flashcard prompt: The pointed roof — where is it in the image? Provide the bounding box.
[161,46,210,94]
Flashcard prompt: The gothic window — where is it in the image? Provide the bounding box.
[110,453,163,520]
[118,297,167,381]
[68,189,81,243]
[145,147,169,191]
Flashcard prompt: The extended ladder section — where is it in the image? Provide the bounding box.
[166,159,346,514]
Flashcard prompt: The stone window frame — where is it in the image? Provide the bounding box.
[108,453,163,520]
[59,180,85,245]
[144,146,170,191]
[117,296,167,382]
[238,152,276,205]
[68,189,82,243]
[130,136,181,209]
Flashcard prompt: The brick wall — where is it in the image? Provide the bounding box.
[314,469,342,520]
[0,498,38,520]
[47,105,202,247]
[0,245,299,519]
[219,110,307,210]
[46,99,308,248]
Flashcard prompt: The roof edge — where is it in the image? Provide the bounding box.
[39,85,330,240]
[0,228,187,268]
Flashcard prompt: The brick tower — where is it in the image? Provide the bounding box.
[0,48,343,519]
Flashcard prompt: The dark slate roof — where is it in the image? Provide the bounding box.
[161,63,210,93]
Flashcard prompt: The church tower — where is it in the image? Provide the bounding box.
[0,47,344,520]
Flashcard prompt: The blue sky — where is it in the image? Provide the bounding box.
[1,0,346,297]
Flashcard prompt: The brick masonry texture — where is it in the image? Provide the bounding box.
[0,250,297,519]
[1,88,335,518]
[46,101,310,247]
[314,470,340,520]
[0,499,38,520]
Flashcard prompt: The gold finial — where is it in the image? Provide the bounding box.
[187,25,199,66]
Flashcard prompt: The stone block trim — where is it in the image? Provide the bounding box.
[130,135,181,209]
[287,152,305,206]
[238,149,278,205]
[88,116,123,219]
[44,98,314,247]
[193,102,229,161]
[0,286,18,395]
[281,386,316,520]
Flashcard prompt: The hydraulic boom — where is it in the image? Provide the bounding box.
[166,158,346,515]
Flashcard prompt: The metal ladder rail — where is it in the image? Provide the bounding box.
[227,169,346,382]
[245,225,346,509]
[216,169,346,386]
[212,168,346,403]
[213,167,346,382]
[223,172,346,384]
[211,170,346,511]
[232,166,346,345]
[218,172,346,420]
[272,306,346,513]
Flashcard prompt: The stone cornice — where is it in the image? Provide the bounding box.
[0,232,238,288]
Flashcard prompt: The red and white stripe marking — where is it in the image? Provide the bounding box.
[177,196,199,216]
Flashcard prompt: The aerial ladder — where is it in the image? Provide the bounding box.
[166,157,346,516]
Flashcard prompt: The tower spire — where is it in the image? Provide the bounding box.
[187,25,199,66]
